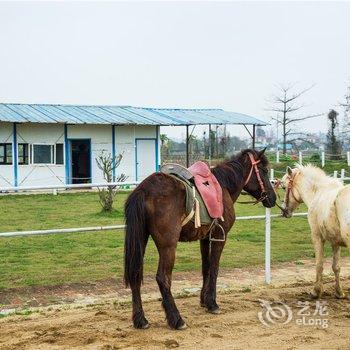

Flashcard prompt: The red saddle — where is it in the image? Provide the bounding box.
[188,161,224,219]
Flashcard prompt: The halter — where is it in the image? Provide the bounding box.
[284,171,303,208]
[240,153,267,204]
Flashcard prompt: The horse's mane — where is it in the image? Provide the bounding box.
[296,163,342,188]
[212,149,267,196]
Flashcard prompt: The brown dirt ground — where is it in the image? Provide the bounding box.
[1,258,350,350]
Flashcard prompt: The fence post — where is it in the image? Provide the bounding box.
[341,169,345,184]
[265,207,271,284]
[347,151,350,167]
[270,168,274,182]
[52,189,58,196]
[299,151,303,164]
[276,150,280,163]
[321,151,325,168]
[334,170,338,179]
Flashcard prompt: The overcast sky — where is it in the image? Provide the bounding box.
[0,1,349,140]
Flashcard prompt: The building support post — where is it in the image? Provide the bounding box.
[112,125,116,181]
[64,124,70,184]
[252,124,256,149]
[208,124,212,166]
[13,123,18,187]
[156,125,161,171]
[186,125,190,167]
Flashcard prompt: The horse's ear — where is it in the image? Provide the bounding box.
[258,147,266,158]
[287,166,293,176]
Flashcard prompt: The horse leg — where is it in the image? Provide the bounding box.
[202,240,225,314]
[156,245,186,330]
[131,282,149,329]
[311,233,325,299]
[130,234,150,329]
[331,244,345,299]
[200,238,210,307]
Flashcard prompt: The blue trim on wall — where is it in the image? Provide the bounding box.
[64,124,70,184]
[88,139,92,183]
[135,138,157,181]
[155,125,160,171]
[13,123,18,187]
[112,125,116,181]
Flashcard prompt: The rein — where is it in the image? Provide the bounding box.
[238,153,267,205]
[271,179,285,212]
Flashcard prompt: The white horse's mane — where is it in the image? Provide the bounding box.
[295,163,342,188]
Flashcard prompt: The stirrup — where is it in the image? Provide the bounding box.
[209,221,226,242]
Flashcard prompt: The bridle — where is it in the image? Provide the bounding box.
[284,171,303,209]
[240,153,268,204]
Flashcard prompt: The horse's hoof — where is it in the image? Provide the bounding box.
[134,322,150,329]
[133,317,150,329]
[310,292,322,300]
[310,287,323,299]
[335,292,346,299]
[310,292,319,299]
[173,318,187,330]
[207,307,221,314]
[142,321,150,329]
[176,322,188,330]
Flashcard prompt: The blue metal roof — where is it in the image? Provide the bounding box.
[0,103,267,126]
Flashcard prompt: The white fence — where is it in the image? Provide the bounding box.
[271,168,350,185]
[0,181,140,193]
[275,150,350,167]
[0,181,309,284]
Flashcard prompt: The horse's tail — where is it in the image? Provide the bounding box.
[124,188,147,288]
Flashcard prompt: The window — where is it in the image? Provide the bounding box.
[33,144,54,164]
[18,143,29,165]
[0,143,12,165]
[55,144,64,165]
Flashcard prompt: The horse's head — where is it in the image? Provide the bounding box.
[280,166,303,218]
[241,148,276,208]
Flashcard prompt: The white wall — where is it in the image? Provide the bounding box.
[0,122,14,187]
[115,125,157,181]
[0,122,158,188]
[17,123,65,187]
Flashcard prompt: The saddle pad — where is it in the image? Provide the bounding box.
[170,174,212,225]
[188,161,224,219]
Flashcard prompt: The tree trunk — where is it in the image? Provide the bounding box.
[283,105,287,154]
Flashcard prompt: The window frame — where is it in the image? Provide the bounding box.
[18,143,29,165]
[32,143,55,165]
[0,143,13,165]
[55,143,64,165]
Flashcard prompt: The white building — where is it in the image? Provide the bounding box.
[0,104,266,188]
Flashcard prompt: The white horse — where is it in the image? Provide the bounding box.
[281,164,350,299]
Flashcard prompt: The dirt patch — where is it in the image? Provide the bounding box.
[1,258,350,349]
[1,280,350,350]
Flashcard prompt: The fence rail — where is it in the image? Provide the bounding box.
[0,212,309,238]
[0,181,140,193]
[274,150,350,167]
[0,179,310,284]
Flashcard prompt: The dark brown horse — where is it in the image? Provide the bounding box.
[124,149,276,330]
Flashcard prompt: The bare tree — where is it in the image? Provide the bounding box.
[96,151,127,212]
[267,83,322,154]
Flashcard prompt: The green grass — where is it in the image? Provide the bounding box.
[0,191,348,290]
